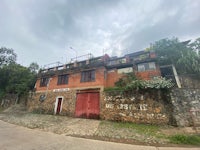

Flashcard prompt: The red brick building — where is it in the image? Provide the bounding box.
[29,50,161,119]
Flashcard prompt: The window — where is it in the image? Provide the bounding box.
[138,64,145,72]
[81,70,95,82]
[137,62,156,72]
[57,74,68,85]
[40,77,49,87]
[149,62,156,70]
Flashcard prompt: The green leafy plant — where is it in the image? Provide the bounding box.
[169,134,200,145]
[141,77,174,89]
[147,37,200,75]
[125,77,173,90]
[115,73,137,88]
[105,75,173,92]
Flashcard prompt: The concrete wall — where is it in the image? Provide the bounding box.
[170,88,200,127]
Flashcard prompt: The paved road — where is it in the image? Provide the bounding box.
[0,120,199,150]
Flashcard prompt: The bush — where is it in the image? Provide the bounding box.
[141,77,174,89]
[104,75,174,92]
[125,77,174,90]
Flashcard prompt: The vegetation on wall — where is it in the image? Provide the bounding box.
[0,47,39,106]
[147,37,200,76]
[105,37,200,92]
[104,73,173,92]
[126,76,174,90]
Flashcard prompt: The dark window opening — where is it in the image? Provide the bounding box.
[57,74,69,85]
[81,70,95,82]
[40,77,49,87]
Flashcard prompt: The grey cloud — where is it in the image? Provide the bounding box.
[117,0,200,54]
[0,0,199,66]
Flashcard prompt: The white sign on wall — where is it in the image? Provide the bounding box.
[53,88,70,92]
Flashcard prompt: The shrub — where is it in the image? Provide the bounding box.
[141,77,174,89]
[104,75,174,92]
[124,77,174,90]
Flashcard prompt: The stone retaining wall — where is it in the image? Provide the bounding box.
[28,90,76,116]
[170,88,200,127]
[100,90,172,125]
[179,75,200,89]
[28,88,200,127]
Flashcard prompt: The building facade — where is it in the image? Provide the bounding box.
[28,50,161,119]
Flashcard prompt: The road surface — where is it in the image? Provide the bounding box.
[0,120,199,150]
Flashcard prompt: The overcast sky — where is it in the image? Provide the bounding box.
[0,0,200,67]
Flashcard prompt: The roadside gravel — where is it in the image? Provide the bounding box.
[0,105,198,146]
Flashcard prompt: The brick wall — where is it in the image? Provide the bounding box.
[105,69,124,87]
[36,67,106,91]
[135,64,161,80]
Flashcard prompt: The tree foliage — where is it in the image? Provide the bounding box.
[28,62,39,74]
[2,64,37,95]
[0,47,38,104]
[148,37,200,75]
[0,47,17,67]
[190,37,200,54]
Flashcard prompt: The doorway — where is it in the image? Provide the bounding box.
[75,91,100,119]
[54,96,63,115]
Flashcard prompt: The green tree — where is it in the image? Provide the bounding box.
[28,62,39,74]
[177,50,200,75]
[0,47,17,66]
[0,47,17,101]
[148,37,200,75]
[0,47,38,105]
[190,37,200,55]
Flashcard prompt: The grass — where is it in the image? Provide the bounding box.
[169,134,200,145]
[99,121,200,145]
[107,121,161,136]
[114,122,158,131]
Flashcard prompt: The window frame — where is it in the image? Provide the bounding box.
[40,77,49,87]
[57,74,69,85]
[137,62,156,72]
[81,70,95,82]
